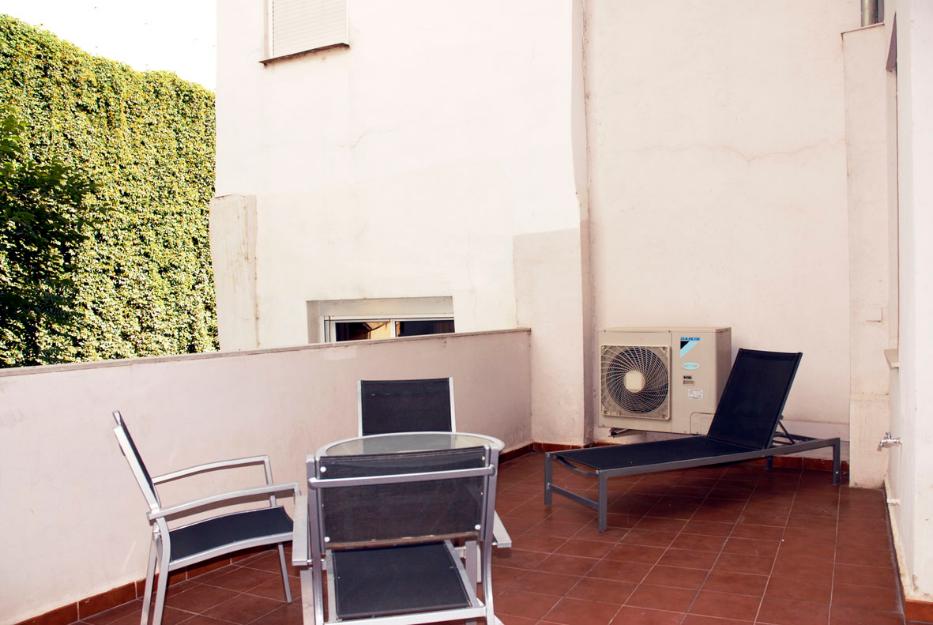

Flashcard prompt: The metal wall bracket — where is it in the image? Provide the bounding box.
[878,432,902,450]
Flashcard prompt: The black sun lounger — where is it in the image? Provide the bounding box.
[544,349,842,532]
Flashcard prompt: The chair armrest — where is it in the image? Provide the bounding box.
[152,455,273,485]
[291,494,310,567]
[149,482,299,520]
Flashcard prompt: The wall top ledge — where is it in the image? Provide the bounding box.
[0,328,532,379]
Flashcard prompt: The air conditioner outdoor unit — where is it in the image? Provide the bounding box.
[599,327,732,435]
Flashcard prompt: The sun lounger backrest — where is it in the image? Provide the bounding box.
[706,349,802,450]
[316,446,488,548]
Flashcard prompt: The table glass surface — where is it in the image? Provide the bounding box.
[319,431,504,458]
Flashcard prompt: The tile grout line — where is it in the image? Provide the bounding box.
[660,470,733,625]
[750,463,805,625]
[520,460,661,623]
[535,472,649,624]
[672,465,775,625]
[584,472,648,625]
[492,461,581,619]
[827,477,842,625]
[612,467,741,622]
[544,463,762,624]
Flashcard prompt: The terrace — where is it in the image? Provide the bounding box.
[49,454,907,625]
[1,329,920,625]
[2,0,932,623]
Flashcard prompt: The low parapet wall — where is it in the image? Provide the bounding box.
[0,329,532,625]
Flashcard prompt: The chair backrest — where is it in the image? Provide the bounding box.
[706,349,802,450]
[358,378,455,436]
[310,446,493,549]
[112,411,160,509]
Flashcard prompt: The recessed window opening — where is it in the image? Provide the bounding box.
[264,0,349,62]
[306,296,455,344]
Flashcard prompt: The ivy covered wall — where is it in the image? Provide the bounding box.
[0,15,217,366]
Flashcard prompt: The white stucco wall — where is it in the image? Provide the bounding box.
[215,0,589,444]
[0,329,531,624]
[215,0,899,452]
[889,0,933,602]
[585,0,860,440]
[215,0,585,341]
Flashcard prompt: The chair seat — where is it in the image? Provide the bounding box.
[331,542,471,619]
[169,506,292,563]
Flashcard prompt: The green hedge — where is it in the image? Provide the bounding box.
[0,15,217,366]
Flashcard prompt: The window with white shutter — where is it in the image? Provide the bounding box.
[265,0,348,61]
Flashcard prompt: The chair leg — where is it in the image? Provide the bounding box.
[476,542,483,583]
[299,568,315,625]
[465,540,478,588]
[152,538,171,625]
[140,540,157,625]
[462,540,480,625]
[277,543,293,603]
[544,453,553,507]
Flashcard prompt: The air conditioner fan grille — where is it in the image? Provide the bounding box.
[602,345,669,414]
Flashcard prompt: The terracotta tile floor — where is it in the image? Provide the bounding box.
[72,452,924,625]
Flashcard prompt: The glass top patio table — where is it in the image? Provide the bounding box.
[317,431,505,458]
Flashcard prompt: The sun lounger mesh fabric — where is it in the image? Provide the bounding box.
[319,447,487,545]
[706,349,802,450]
[331,543,471,619]
[555,437,751,470]
[360,379,453,435]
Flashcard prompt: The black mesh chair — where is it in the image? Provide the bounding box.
[545,349,843,531]
[358,378,455,435]
[112,412,298,625]
[293,439,503,625]
[358,377,512,548]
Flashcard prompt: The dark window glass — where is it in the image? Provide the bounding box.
[335,321,390,341]
[396,320,455,337]
[334,319,454,341]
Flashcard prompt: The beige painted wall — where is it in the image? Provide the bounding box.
[585,0,860,440]
[514,229,586,444]
[842,24,894,487]
[0,330,531,624]
[214,0,589,445]
[210,195,259,350]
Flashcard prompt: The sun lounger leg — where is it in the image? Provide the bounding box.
[544,453,553,507]
[598,473,608,533]
[832,439,842,485]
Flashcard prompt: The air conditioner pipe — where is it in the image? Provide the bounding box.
[862,0,882,26]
